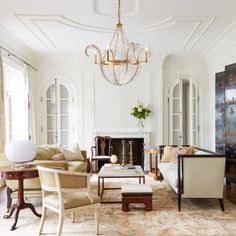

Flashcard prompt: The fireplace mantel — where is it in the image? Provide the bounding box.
[92,128,151,170]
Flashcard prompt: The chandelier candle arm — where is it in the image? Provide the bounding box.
[84,0,151,86]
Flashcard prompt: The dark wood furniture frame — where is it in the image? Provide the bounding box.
[122,192,152,211]
[90,136,113,173]
[0,166,41,230]
[159,145,225,212]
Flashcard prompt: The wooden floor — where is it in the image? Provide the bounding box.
[224,183,236,204]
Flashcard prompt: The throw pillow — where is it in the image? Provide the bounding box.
[59,143,84,161]
[34,145,60,160]
[171,146,195,163]
[161,146,178,163]
[51,153,66,161]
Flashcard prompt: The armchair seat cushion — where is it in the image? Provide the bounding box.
[45,192,100,210]
[68,161,87,172]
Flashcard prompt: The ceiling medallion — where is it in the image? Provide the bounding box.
[85,0,151,86]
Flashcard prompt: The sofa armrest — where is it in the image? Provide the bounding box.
[176,154,225,198]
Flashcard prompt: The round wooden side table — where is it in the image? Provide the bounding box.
[0,165,41,230]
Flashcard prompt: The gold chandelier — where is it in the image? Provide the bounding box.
[85,0,151,86]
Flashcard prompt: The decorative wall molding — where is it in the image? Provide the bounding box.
[15,13,217,53]
[15,14,113,49]
[203,19,236,56]
[93,0,141,16]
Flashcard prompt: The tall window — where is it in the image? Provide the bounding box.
[3,62,28,141]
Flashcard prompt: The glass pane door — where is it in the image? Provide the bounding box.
[46,81,71,145]
[169,79,183,145]
[46,84,57,144]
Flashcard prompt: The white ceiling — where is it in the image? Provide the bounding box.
[0,0,236,58]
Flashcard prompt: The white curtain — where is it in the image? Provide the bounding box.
[0,49,6,187]
[0,49,6,153]
[23,64,36,142]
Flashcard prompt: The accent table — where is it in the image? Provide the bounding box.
[0,165,41,230]
[98,165,145,203]
[145,148,161,181]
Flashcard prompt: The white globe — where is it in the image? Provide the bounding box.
[110,155,118,164]
[5,140,37,163]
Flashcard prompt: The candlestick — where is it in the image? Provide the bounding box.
[128,140,134,166]
[121,139,126,167]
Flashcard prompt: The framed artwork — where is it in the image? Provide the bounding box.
[215,72,225,153]
[225,63,236,158]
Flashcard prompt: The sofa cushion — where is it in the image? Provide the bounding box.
[194,150,209,155]
[29,160,68,170]
[60,143,84,161]
[51,153,66,161]
[68,161,87,172]
[159,163,178,193]
[161,146,178,163]
[34,146,60,160]
[171,146,194,163]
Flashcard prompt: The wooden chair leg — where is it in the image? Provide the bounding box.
[39,207,47,235]
[57,212,64,236]
[71,211,77,223]
[219,198,224,211]
[94,205,99,235]
[178,194,181,212]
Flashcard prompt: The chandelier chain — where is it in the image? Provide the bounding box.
[85,0,151,86]
[118,0,121,24]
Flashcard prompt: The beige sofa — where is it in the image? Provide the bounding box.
[0,145,88,210]
[158,145,226,211]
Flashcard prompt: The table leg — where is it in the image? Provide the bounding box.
[3,203,17,219]
[149,153,153,174]
[98,177,100,196]
[102,178,104,191]
[4,179,41,231]
[139,177,141,184]
[143,176,145,184]
[154,153,158,180]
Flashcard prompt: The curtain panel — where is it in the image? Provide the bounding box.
[0,49,6,187]
[23,64,36,142]
[0,49,6,153]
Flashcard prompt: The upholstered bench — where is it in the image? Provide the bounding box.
[121,184,153,211]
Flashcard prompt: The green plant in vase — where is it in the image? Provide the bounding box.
[131,102,151,129]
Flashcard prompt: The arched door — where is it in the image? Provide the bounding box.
[168,78,199,146]
[41,78,76,145]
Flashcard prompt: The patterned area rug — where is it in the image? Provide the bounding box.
[1,176,236,236]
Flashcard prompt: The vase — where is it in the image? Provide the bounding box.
[139,119,144,129]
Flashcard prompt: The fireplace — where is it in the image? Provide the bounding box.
[92,129,151,170]
[111,138,144,168]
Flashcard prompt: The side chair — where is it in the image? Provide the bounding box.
[37,166,100,236]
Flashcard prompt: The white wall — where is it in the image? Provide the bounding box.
[35,55,165,154]
[163,56,209,148]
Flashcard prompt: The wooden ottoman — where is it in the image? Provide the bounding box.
[121,184,153,211]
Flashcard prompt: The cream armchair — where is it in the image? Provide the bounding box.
[37,166,100,236]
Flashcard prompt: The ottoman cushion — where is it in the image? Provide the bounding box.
[122,184,152,194]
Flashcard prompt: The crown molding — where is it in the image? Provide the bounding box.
[0,23,36,63]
